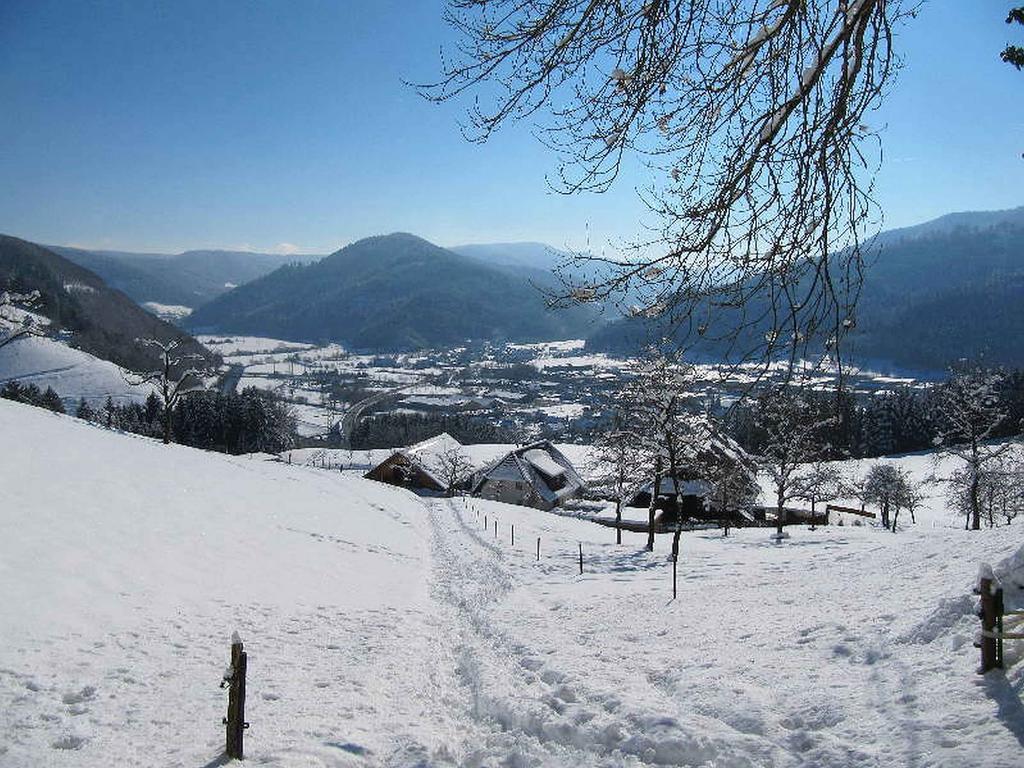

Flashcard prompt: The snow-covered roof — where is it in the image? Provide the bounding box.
[471,441,586,506]
[396,432,465,487]
[637,477,712,498]
[522,449,566,478]
[406,432,462,461]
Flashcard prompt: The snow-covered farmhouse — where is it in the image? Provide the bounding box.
[364,432,467,495]
[470,441,585,510]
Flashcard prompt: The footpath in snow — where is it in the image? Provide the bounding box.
[2,399,1024,766]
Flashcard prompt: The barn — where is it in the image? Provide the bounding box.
[364,432,464,495]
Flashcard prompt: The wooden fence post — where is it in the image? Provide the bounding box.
[673,554,678,600]
[494,519,497,538]
[222,632,248,759]
[484,514,487,531]
[511,524,514,547]
[996,584,1005,669]
[578,543,583,575]
[975,565,1002,673]
[536,537,540,561]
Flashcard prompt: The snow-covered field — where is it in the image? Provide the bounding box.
[2,399,1023,766]
[142,302,193,322]
[0,336,153,406]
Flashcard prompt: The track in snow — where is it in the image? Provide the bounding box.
[420,498,654,768]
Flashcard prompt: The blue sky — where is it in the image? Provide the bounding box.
[0,0,1021,255]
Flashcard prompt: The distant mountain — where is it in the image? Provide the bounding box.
[874,205,1024,243]
[452,242,571,273]
[50,245,323,310]
[0,235,215,373]
[187,233,597,350]
[586,206,1024,371]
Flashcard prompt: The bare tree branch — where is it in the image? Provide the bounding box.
[423,0,916,378]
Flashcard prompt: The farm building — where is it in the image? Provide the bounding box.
[364,432,468,495]
[626,427,760,528]
[470,441,586,510]
[627,477,757,529]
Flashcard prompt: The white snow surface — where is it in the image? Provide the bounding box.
[0,335,153,405]
[142,302,193,321]
[197,335,316,356]
[2,399,1024,766]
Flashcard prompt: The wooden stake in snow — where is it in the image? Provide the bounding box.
[222,632,249,759]
[494,519,497,538]
[536,537,540,561]
[578,543,583,575]
[975,565,1004,673]
[511,524,514,547]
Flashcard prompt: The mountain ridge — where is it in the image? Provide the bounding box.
[186,232,596,350]
[50,244,323,309]
[0,235,215,373]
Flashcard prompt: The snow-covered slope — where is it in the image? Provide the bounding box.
[0,399,432,766]
[2,399,1023,767]
[0,335,154,406]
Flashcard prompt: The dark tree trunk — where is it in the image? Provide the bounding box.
[971,476,981,531]
[646,460,662,551]
[775,486,785,536]
[615,497,622,545]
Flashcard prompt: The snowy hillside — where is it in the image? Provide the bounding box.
[2,399,1023,766]
[0,335,154,406]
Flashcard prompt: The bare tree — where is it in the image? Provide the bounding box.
[861,462,916,531]
[0,290,44,351]
[435,445,475,496]
[954,451,1024,529]
[591,410,651,544]
[425,0,911,373]
[933,367,1013,531]
[793,460,845,520]
[753,386,833,537]
[126,339,207,444]
[621,351,701,551]
[696,424,759,536]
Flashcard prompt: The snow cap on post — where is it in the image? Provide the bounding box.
[977,563,995,592]
[231,630,243,646]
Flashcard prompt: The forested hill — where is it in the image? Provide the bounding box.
[0,235,214,372]
[587,207,1024,372]
[186,233,597,350]
[50,245,322,308]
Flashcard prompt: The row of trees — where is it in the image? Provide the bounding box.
[731,366,1024,531]
[74,387,296,455]
[727,368,1024,462]
[346,411,510,450]
[1,380,65,413]
[591,355,1024,541]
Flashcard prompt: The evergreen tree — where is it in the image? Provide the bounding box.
[40,387,64,414]
[75,398,94,421]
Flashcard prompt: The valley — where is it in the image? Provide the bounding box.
[199,334,927,447]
